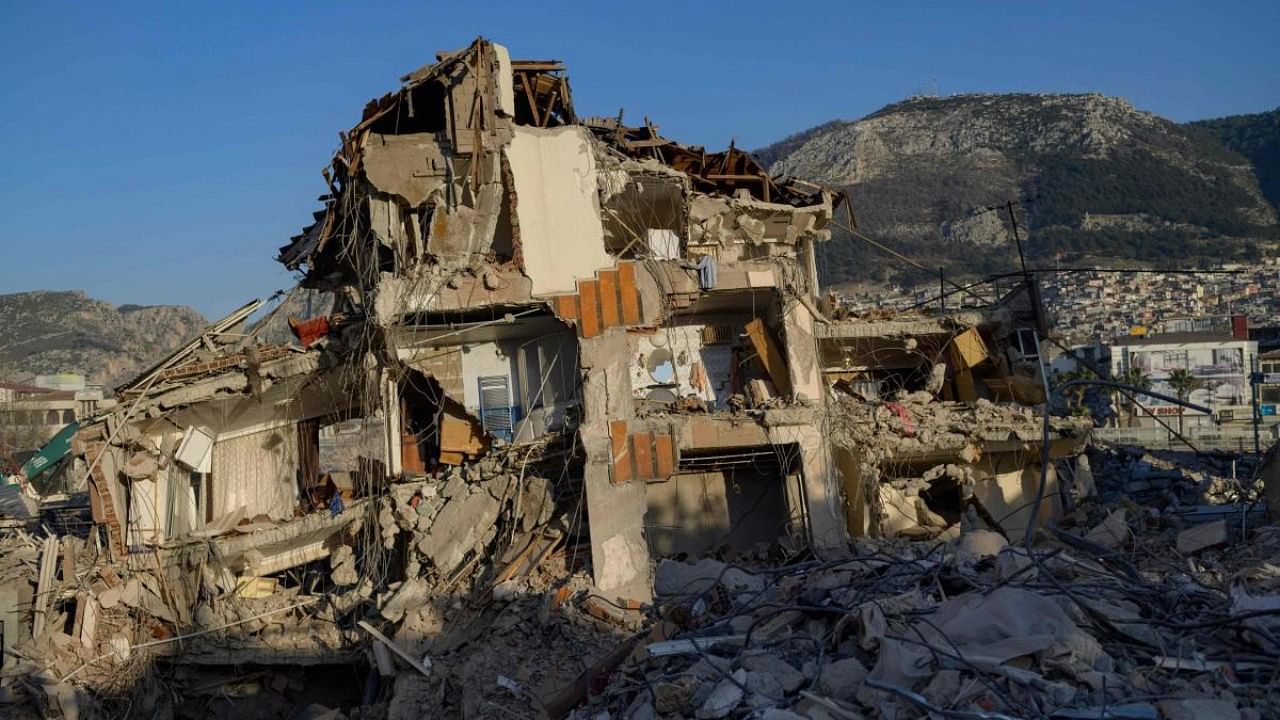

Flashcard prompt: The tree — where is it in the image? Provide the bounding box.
[1116,366,1152,427]
[1120,366,1152,391]
[0,359,48,475]
[1054,367,1097,418]
[1166,368,1201,436]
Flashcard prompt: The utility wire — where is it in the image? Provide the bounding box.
[828,219,990,306]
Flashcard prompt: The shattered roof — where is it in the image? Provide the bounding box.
[276,37,838,273]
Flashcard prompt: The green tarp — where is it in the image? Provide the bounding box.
[20,421,78,482]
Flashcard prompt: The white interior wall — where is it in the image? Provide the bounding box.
[461,339,523,416]
[505,125,611,295]
[631,325,732,410]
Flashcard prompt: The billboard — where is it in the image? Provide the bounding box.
[1126,346,1247,414]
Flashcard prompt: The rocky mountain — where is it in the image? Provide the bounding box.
[0,291,207,387]
[758,94,1280,287]
[1190,107,1280,214]
[247,288,335,346]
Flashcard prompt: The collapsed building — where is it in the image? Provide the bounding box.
[0,38,1141,720]
[822,285,1090,540]
[269,36,853,600]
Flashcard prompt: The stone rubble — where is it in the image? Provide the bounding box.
[568,463,1280,720]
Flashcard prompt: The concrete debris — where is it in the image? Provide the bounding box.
[1085,508,1130,549]
[955,527,1009,561]
[1157,698,1242,720]
[696,669,746,719]
[571,510,1280,719]
[415,474,505,576]
[655,558,765,596]
[1,33,1273,720]
[1177,519,1228,554]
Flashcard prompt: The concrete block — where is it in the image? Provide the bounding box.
[655,558,764,596]
[1177,520,1228,554]
[1085,509,1129,549]
[740,651,804,694]
[696,669,745,719]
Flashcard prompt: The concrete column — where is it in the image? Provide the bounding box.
[384,372,402,477]
[799,237,821,301]
[767,419,847,554]
[578,332,653,601]
[781,301,822,404]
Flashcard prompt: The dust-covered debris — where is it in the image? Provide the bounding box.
[573,505,1280,719]
[2,32,1277,720]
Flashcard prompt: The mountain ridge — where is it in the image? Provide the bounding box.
[756,93,1280,287]
[0,290,207,387]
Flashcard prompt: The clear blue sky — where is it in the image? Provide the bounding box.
[2,1,1277,318]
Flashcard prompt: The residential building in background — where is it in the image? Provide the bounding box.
[0,375,111,450]
[1109,331,1258,428]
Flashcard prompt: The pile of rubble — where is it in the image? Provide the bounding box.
[375,455,558,588]
[1086,445,1262,507]
[831,393,1083,459]
[0,444,588,719]
[575,510,1280,720]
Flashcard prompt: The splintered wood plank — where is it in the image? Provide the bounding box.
[744,319,793,397]
[950,328,990,370]
[654,434,676,477]
[632,431,654,480]
[579,279,601,338]
[618,262,641,325]
[598,270,620,329]
[554,294,579,321]
[610,420,632,484]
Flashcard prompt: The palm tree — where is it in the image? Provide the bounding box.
[1117,366,1151,427]
[1120,366,1152,391]
[1054,367,1096,417]
[1166,368,1200,436]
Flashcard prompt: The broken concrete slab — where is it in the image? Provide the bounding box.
[956,528,1008,560]
[696,669,746,719]
[1177,520,1228,554]
[379,578,432,623]
[417,483,503,575]
[655,558,765,596]
[1085,508,1130,549]
[1157,698,1241,720]
[740,651,805,695]
[815,657,868,701]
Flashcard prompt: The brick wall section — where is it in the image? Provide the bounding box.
[550,261,644,338]
[83,441,126,555]
[156,345,292,382]
[609,420,676,484]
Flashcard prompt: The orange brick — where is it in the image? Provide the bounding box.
[618,262,641,325]
[654,434,675,477]
[598,270,620,328]
[579,279,601,338]
[610,420,632,484]
[554,294,578,321]
[632,431,654,479]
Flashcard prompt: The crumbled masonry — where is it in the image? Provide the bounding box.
[2,36,1277,720]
